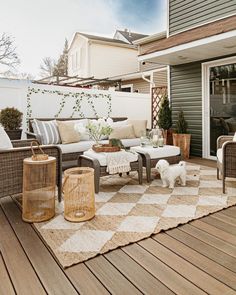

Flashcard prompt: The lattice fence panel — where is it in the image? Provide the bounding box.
[151,86,167,128]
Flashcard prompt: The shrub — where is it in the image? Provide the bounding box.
[157,96,172,130]
[0,107,23,130]
[176,110,188,134]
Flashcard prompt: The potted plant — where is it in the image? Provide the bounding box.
[157,96,172,144]
[0,107,23,140]
[172,110,191,159]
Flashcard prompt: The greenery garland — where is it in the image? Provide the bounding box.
[26,87,112,127]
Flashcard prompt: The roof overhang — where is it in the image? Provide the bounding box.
[139,30,236,65]
[133,31,166,45]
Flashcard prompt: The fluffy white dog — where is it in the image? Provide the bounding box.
[155,160,186,189]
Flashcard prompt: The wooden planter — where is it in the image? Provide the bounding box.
[173,133,191,159]
[5,129,22,140]
[163,129,173,145]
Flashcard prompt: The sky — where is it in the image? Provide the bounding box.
[0,0,166,78]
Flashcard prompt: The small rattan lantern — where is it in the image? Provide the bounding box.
[22,156,56,223]
[63,167,95,222]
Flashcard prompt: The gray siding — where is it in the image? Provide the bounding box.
[169,0,236,35]
[170,62,202,156]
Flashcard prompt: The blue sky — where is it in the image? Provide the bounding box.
[0,0,166,77]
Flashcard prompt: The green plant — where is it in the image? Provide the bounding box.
[0,107,23,130]
[157,96,172,130]
[109,138,124,149]
[176,110,188,134]
[86,119,113,143]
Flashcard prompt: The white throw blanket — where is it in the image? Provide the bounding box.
[106,150,137,174]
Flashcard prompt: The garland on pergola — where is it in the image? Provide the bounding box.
[26,87,112,126]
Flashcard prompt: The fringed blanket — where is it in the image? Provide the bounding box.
[106,150,138,174]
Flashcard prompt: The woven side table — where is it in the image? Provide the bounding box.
[22,157,56,223]
[63,167,95,222]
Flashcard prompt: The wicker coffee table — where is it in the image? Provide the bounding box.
[78,150,143,193]
[130,145,181,182]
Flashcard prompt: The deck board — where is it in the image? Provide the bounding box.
[0,197,78,295]
[1,158,236,294]
[0,205,46,295]
[0,253,15,295]
[153,233,236,290]
[139,237,231,295]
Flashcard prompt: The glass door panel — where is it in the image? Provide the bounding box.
[209,63,236,156]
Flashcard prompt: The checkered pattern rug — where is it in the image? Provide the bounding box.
[34,163,236,268]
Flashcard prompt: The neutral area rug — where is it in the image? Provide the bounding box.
[32,163,236,268]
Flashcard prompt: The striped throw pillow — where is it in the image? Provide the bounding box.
[32,119,61,145]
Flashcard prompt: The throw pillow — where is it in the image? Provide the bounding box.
[33,119,61,145]
[111,119,128,128]
[57,121,80,144]
[127,120,147,137]
[109,124,135,140]
[233,132,236,142]
[0,126,13,150]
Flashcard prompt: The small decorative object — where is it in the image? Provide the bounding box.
[140,135,149,147]
[22,144,56,223]
[172,110,191,159]
[158,136,164,147]
[157,96,172,145]
[85,118,113,146]
[0,107,23,140]
[150,129,159,148]
[63,167,95,222]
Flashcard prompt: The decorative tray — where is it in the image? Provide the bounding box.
[92,144,121,153]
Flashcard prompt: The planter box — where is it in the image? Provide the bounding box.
[173,133,191,159]
[5,129,22,140]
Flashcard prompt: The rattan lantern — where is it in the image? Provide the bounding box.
[63,167,95,222]
[22,156,56,223]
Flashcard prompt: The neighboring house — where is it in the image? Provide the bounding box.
[102,32,168,94]
[68,30,146,79]
[139,0,236,157]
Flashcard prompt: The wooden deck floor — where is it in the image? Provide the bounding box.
[1,158,236,295]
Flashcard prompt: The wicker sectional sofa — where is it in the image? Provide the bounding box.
[27,117,141,169]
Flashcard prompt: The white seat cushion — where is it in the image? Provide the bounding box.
[217,148,222,163]
[84,149,138,166]
[121,138,141,147]
[0,126,13,150]
[130,145,180,159]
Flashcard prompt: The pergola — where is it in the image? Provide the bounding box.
[33,75,122,88]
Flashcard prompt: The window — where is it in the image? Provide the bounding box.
[121,84,133,92]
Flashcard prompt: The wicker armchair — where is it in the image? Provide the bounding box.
[217,135,236,193]
[0,139,62,202]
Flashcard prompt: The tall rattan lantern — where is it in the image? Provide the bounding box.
[22,143,56,223]
[63,167,95,222]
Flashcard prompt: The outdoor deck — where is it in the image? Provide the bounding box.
[1,158,236,295]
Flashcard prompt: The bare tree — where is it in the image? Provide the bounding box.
[39,57,56,77]
[0,33,20,71]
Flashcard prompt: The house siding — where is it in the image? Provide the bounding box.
[170,62,202,156]
[169,0,236,35]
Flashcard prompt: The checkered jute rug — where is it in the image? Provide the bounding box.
[33,163,236,268]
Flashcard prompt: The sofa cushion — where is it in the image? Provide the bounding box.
[33,119,61,145]
[58,141,96,154]
[121,138,141,147]
[109,124,135,140]
[217,148,222,163]
[127,120,147,137]
[0,126,13,150]
[57,120,80,144]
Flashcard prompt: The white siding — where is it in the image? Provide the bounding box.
[68,35,88,77]
[90,43,138,78]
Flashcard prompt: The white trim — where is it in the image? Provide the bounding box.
[167,65,171,102]
[139,29,236,62]
[133,31,166,45]
[202,55,236,159]
[121,84,133,92]
[169,13,236,37]
[166,0,170,38]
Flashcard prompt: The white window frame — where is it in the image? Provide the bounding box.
[121,84,133,92]
[202,55,236,159]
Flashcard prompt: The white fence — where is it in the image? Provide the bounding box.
[0,78,151,136]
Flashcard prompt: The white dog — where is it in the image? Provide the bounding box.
[155,160,186,189]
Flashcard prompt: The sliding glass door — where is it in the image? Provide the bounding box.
[209,63,236,156]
